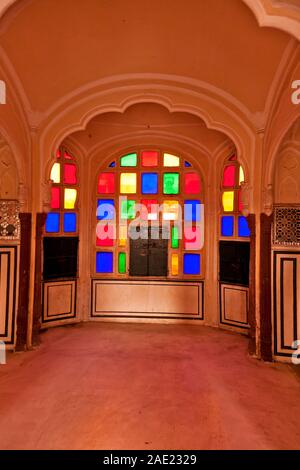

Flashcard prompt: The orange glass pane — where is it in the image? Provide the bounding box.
[171,254,179,276]
[141,151,159,167]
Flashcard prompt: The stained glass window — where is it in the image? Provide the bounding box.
[220,155,249,239]
[95,150,204,278]
[47,147,79,235]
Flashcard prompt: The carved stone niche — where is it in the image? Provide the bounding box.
[0,135,18,199]
[0,200,20,240]
[42,179,52,213]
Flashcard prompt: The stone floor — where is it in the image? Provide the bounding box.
[0,322,300,450]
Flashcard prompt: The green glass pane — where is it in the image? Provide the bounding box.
[164,173,179,195]
[121,200,135,219]
[118,253,126,274]
[172,227,179,249]
[120,153,137,167]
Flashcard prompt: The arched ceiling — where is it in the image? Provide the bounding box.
[0,0,296,116]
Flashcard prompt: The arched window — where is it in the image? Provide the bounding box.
[94,150,204,278]
[220,154,250,238]
[46,147,79,235]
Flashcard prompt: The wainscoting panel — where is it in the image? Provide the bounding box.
[42,280,77,325]
[273,252,300,357]
[91,280,204,320]
[0,245,18,345]
[220,283,249,329]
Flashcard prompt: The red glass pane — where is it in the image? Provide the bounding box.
[184,173,201,194]
[51,187,60,209]
[98,173,115,194]
[229,155,237,161]
[140,199,158,220]
[56,149,61,159]
[96,223,115,247]
[238,190,243,212]
[64,164,77,184]
[223,165,235,187]
[141,151,159,167]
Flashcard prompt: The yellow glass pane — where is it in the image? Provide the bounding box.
[120,173,137,194]
[163,200,179,221]
[222,191,234,212]
[171,254,179,276]
[119,225,127,247]
[50,163,60,183]
[239,166,245,185]
[163,154,180,167]
[64,188,77,209]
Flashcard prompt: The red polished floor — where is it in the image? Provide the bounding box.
[0,323,300,450]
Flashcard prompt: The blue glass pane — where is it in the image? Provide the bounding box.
[64,213,77,232]
[97,199,115,220]
[221,216,234,237]
[184,200,201,222]
[238,216,251,237]
[184,254,201,275]
[141,173,158,194]
[185,161,192,167]
[109,161,116,168]
[96,252,113,273]
[46,213,60,233]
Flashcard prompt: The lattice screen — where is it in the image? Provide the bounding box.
[0,200,20,240]
[273,206,300,246]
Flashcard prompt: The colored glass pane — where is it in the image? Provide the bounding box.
[119,225,127,247]
[56,149,61,158]
[184,227,201,250]
[223,165,235,188]
[96,252,113,274]
[142,151,158,167]
[163,201,179,221]
[239,166,245,185]
[140,199,158,221]
[98,173,115,194]
[183,254,201,275]
[221,216,234,237]
[118,253,126,274]
[64,213,77,233]
[50,163,60,183]
[51,187,60,209]
[238,216,250,237]
[97,199,115,220]
[184,173,201,194]
[229,155,237,161]
[121,200,135,220]
[120,153,137,167]
[109,161,116,168]
[171,254,179,276]
[222,191,234,212]
[163,173,179,194]
[141,173,158,194]
[96,223,115,247]
[45,213,60,233]
[238,190,243,212]
[184,200,201,222]
[64,164,77,184]
[120,173,137,194]
[171,226,179,249]
[184,161,192,167]
[163,154,180,167]
[64,189,77,209]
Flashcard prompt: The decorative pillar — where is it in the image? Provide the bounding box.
[260,211,273,361]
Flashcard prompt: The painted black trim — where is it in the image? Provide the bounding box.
[273,251,300,357]
[91,279,204,320]
[0,246,18,345]
[42,279,77,323]
[219,283,250,330]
